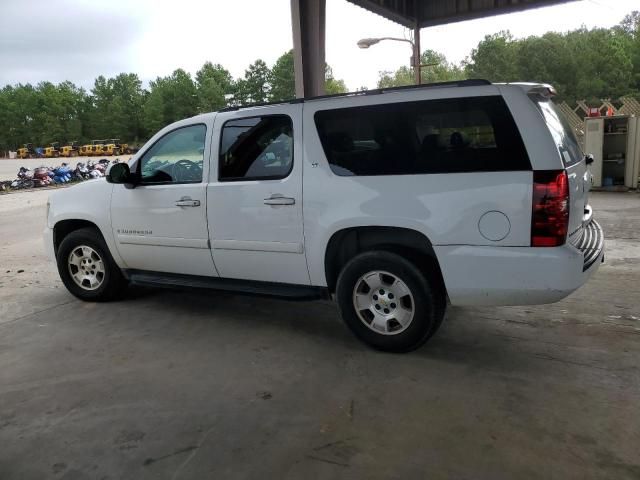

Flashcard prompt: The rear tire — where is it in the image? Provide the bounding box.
[56,227,126,301]
[336,251,445,352]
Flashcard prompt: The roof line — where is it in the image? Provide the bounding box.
[218,79,491,112]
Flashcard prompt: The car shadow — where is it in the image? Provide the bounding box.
[115,285,567,377]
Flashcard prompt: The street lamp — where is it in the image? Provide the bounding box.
[357,36,434,85]
[357,37,412,49]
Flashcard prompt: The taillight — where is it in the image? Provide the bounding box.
[531,170,570,247]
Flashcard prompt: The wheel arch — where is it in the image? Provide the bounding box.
[324,226,447,297]
[53,219,104,254]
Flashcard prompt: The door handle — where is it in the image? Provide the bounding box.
[264,194,295,206]
[175,197,201,207]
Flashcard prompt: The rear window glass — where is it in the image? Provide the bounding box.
[314,96,530,176]
[532,97,583,167]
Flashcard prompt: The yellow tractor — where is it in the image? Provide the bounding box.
[17,143,36,159]
[60,141,79,157]
[91,139,107,157]
[104,138,131,156]
[44,142,61,158]
[79,143,93,156]
[104,139,120,156]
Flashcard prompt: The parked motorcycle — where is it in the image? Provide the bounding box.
[33,167,53,187]
[52,163,73,183]
[5,158,122,191]
[10,167,36,189]
[74,162,91,180]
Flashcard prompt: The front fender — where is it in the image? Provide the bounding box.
[48,180,125,267]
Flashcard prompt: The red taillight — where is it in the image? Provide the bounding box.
[531,170,570,247]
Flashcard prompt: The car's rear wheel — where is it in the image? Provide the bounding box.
[336,250,445,352]
[56,227,126,301]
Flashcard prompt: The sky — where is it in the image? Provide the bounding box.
[0,0,637,91]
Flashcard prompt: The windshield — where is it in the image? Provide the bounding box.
[532,97,583,167]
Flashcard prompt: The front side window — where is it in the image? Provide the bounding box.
[139,124,206,184]
[219,115,293,181]
[314,96,530,176]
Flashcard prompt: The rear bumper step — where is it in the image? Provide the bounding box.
[571,220,604,272]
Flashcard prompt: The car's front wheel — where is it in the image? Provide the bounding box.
[336,251,445,352]
[56,227,126,301]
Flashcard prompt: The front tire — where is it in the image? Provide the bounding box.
[56,227,126,301]
[336,251,444,352]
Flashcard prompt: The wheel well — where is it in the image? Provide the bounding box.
[324,226,446,296]
[53,220,101,254]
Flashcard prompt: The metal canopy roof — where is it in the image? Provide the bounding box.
[346,0,576,28]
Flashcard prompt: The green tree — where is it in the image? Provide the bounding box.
[566,27,633,101]
[270,50,296,101]
[234,59,271,104]
[464,31,519,82]
[515,33,578,100]
[143,69,198,133]
[0,84,39,149]
[618,11,640,93]
[378,50,466,87]
[325,65,348,94]
[196,62,233,112]
[232,52,347,103]
[0,81,88,149]
[89,73,144,141]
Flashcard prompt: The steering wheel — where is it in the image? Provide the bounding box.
[172,159,202,182]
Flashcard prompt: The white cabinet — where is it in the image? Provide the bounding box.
[584,115,639,189]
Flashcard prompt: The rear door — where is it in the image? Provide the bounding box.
[534,98,590,237]
[206,106,310,285]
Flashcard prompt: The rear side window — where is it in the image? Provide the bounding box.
[219,115,293,181]
[314,96,530,176]
[532,97,583,167]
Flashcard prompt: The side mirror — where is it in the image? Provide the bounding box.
[585,154,595,166]
[106,162,132,184]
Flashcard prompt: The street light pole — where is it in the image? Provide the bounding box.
[357,33,428,85]
[413,23,421,85]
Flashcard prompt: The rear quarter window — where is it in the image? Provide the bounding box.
[531,97,583,167]
[314,96,531,176]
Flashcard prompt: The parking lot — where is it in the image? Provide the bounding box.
[1,189,639,479]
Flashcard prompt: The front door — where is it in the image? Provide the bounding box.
[206,107,309,285]
[110,122,217,277]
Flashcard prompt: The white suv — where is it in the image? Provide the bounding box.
[45,80,604,352]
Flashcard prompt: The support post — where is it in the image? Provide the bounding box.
[413,21,421,85]
[291,0,326,98]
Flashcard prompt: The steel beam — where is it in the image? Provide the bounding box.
[291,0,326,98]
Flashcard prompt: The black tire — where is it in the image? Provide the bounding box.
[336,251,445,352]
[56,227,126,301]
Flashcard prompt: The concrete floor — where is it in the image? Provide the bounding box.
[1,190,639,480]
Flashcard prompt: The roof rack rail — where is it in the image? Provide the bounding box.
[217,79,491,112]
[218,97,304,113]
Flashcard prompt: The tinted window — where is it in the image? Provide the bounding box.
[140,124,206,184]
[219,115,293,181]
[533,97,582,167]
[314,96,530,176]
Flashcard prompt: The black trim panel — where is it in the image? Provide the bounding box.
[124,269,329,300]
